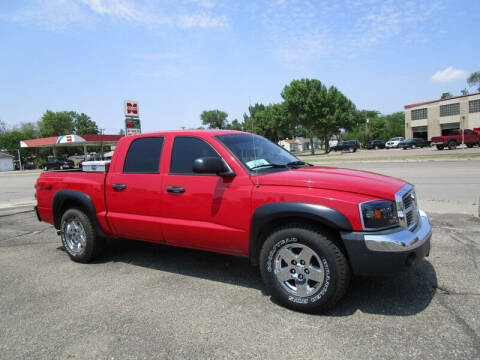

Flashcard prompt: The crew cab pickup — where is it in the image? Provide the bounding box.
[430,129,480,150]
[35,130,432,313]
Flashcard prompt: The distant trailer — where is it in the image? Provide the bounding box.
[0,152,14,172]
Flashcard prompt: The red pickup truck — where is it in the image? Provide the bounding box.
[430,129,480,150]
[35,130,432,313]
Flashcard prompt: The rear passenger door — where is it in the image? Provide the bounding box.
[106,136,166,243]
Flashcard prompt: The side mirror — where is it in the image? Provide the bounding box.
[192,157,235,177]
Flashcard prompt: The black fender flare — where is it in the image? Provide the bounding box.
[52,189,107,238]
[249,202,352,265]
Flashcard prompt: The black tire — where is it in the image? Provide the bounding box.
[259,224,350,313]
[60,208,104,263]
[448,141,456,150]
[466,143,473,148]
[436,145,444,150]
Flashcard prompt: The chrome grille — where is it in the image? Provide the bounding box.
[395,184,419,231]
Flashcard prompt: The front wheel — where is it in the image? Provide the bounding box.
[260,224,350,313]
[448,141,457,150]
[60,208,104,263]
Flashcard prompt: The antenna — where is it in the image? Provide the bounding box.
[249,96,260,188]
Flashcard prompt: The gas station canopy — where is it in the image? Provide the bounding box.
[20,134,123,148]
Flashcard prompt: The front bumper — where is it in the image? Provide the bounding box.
[340,209,432,276]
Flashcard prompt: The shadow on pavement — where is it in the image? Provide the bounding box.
[92,237,437,316]
[326,261,437,317]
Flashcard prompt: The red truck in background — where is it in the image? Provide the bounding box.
[35,130,432,313]
[430,129,480,150]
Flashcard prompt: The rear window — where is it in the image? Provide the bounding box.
[123,137,164,173]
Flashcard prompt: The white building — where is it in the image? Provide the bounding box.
[0,152,14,172]
[278,137,318,152]
[405,92,480,139]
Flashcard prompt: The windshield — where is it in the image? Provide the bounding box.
[216,133,305,172]
[390,137,402,141]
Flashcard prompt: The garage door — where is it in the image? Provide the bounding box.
[441,123,459,136]
[412,126,428,140]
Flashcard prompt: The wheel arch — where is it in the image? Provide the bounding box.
[52,190,107,238]
[249,202,352,266]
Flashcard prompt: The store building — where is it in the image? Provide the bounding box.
[404,92,480,140]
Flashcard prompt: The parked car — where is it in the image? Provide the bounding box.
[385,137,405,148]
[41,157,74,171]
[330,140,360,152]
[35,130,432,314]
[398,138,429,149]
[430,129,480,150]
[364,140,385,150]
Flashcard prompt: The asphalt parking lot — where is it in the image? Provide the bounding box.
[0,159,479,359]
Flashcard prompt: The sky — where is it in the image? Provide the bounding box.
[0,0,478,134]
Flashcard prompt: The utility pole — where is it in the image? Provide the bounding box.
[17,149,22,171]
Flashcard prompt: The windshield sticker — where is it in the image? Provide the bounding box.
[246,159,269,169]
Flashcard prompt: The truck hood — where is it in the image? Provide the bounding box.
[257,166,406,200]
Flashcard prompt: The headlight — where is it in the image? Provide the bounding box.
[359,200,399,230]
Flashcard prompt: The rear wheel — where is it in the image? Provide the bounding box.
[60,208,104,263]
[448,141,457,150]
[260,224,350,313]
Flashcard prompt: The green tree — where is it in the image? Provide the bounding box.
[282,79,355,154]
[243,103,293,142]
[441,92,453,99]
[38,110,75,137]
[0,120,6,135]
[226,119,244,131]
[467,72,480,92]
[281,79,328,155]
[201,110,228,129]
[461,88,469,95]
[73,113,98,134]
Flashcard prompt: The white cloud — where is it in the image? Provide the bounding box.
[5,0,88,30]
[190,0,216,9]
[431,66,468,83]
[2,0,228,30]
[179,13,227,28]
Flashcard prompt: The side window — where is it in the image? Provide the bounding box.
[123,137,164,173]
[170,137,220,174]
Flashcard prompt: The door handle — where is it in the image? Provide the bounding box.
[166,186,185,194]
[112,183,127,191]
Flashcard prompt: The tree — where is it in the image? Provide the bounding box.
[243,103,293,142]
[0,120,6,135]
[282,79,355,154]
[281,79,328,155]
[200,110,228,129]
[461,88,469,95]
[226,119,244,131]
[38,110,75,137]
[73,113,99,134]
[37,110,99,137]
[441,92,453,99]
[467,72,480,92]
